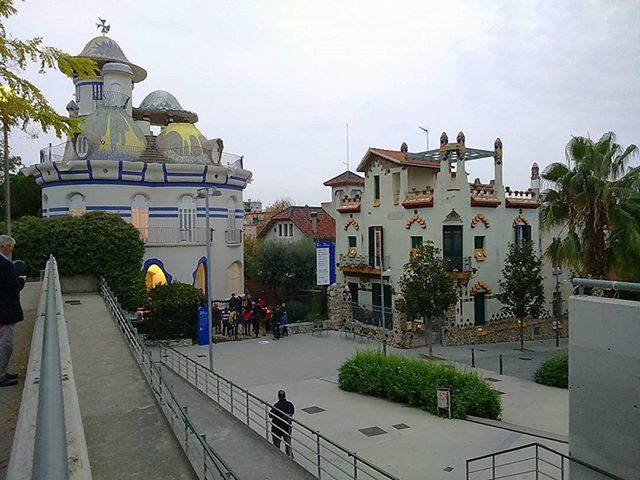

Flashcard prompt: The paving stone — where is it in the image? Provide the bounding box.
[359,426,387,437]
[301,406,326,414]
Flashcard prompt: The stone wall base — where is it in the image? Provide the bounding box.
[60,274,98,294]
[443,316,568,346]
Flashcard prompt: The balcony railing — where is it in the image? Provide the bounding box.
[141,227,208,246]
[339,254,390,275]
[225,229,243,245]
[337,195,361,213]
[95,91,131,109]
[402,186,434,208]
[39,141,244,168]
[445,255,472,273]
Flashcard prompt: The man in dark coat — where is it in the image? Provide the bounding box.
[272,304,282,340]
[269,390,295,457]
[0,235,26,388]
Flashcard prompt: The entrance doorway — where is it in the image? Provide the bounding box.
[474,292,486,326]
[145,264,168,289]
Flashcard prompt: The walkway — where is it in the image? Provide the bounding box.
[64,292,196,479]
[177,332,569,480]
[160,366,315,480]
[0,282,41,477]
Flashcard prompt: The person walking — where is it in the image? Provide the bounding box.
[281,310,289,337]
[252,302,262,337]
[269,390,295,458]
[272,304,282,340]
[0,235,26,388]
[228,308,239,340]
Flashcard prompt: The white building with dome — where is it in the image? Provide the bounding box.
[23,34,252,298]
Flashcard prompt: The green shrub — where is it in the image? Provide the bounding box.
[339,351,502,419]
[284,299,307,323]
[144,283,204,340]
[12,212,146,310]
[534,354,568,388]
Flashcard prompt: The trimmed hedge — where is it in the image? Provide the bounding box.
[339,351,502,419]
[144,283,204,340]
[534,354,568,388]
[12,212,146,310]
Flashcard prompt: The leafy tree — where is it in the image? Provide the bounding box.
[0,0,96,233]
[496,241,545,351]
[243,235,260,280]
[0,172,40,221]
[253,239,315,297]
[399,241,458,356]
[541,132,640,280]
[0,152,21,182]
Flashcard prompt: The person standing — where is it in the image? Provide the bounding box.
[269,390,295,458]
[252,302,262,337]
[228,308,239,340]
[212,302,222,336]
[272,304,282,340]
[242,306,252,337]
[0,235,26,388]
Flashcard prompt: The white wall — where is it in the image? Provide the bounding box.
[331,157,541,326]
[569,295,640,479]
[261,220,305,243]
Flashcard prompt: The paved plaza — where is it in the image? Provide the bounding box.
[177,331,569,479]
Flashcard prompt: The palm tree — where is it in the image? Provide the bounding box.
[541,132,640,280]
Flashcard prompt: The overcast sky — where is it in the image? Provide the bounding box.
[8,0,640,207]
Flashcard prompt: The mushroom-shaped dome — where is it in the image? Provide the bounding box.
[64,107,147,162]
[156,122,212,163]
[134,90,198,125]
[77,36,147,82]
[139,90,182,111]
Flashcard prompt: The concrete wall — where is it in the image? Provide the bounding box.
[569,295,640,479]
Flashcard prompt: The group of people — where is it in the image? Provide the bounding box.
[211,293,290,341]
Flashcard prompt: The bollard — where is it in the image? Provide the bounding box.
[471,348,475,368]
[499,354,503,375]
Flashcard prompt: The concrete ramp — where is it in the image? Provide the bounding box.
[64,292,197,480]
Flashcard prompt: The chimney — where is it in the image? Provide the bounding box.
[310,210,318,234]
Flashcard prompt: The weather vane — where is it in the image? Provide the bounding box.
[96,18,110,35]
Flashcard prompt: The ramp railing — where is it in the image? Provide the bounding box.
[160,344,399,480]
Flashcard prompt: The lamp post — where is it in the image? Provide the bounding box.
[197,186,222,371]
[552,268,563,348]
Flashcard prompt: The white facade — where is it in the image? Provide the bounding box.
[260,220,301,243]
[23,35,251,300]
[326,134,542,327]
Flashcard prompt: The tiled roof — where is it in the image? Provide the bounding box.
[323,170,365,187]
[257,206,336,240]
[357,147,440,172]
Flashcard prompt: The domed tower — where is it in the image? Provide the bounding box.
[73,36,146,117]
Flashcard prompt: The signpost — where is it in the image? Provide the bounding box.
[437,388,451,419]
[316,241,336,286]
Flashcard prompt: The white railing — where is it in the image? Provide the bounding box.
[160,345,399,480]
[142,227,208,246]
[225,229,242,245]
[99,279,238,479]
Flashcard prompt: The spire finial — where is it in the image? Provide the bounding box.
[96,18,111,35]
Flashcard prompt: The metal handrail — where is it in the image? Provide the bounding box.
[466,442,625,480]
[39,140,244,168]
[32,256,69,479]
[99,279,238,480]
[572,278,640,294]
[160,345,399,480]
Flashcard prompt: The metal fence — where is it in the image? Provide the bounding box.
[143,226,208,246]
[350,302,392,330]
[160,345,399,480]
[466,442,625,480]
[99,279,238,480]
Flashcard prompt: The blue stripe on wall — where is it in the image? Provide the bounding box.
[196,207,227,212]
[121,170,144,176]
[141,162,148,182]
[49,207,69,212]
[87,159,94,180]
[86,206,132,211]
[150,213,179,218]
[230,176,246,181]
[166,172,203,177]
[40,180,244,190]
[196,214,229,219]
[149,207,178,211]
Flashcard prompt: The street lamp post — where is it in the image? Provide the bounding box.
[552,268,563,348]
[197,186,222,371]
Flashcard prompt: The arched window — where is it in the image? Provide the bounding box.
[131,194,149,240]
[179,195,196,242]
[227,261,242,297]
[227,197,237,232]
[68,193,85,216]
